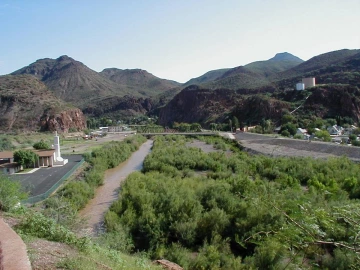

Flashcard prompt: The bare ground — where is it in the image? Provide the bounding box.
[234,132,360,161]
[26,239,76,270]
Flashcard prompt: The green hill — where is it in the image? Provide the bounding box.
[100,68,180,96]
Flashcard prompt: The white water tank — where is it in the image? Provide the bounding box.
[296,83,305,91]
[302,77,316,88]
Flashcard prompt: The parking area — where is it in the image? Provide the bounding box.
[10,155,83,196]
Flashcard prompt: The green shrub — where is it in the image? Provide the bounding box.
[97,225,134,253]
[349,134,357,141]
[281,130,290,137]
[351,140,360,147]
[0,175,27,211]
[33,140,51,149]
[315,130,331,142]
[17,212,89,249]
[293,134,303,139]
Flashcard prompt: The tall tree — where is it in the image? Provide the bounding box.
[232,116,239,130]
[13,150,38,168]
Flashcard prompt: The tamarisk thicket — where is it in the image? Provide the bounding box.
[106,135,360,269]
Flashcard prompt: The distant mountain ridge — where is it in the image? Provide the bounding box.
[268,52,304,62]
[12,55,127,106]
[11,55,181,113]
[100,68,180,96]
[183,52,304,90]
[3,48,360,131]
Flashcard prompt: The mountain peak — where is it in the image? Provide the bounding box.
[56,55,74,61]
[269,52,303,62]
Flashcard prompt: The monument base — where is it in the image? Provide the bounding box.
[54,159,68,166]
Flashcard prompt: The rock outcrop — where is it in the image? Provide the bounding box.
[39,108,86,132]
[0,75,86,132]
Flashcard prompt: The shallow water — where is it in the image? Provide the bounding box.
[79,140,153,235]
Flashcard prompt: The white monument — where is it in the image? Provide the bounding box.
[53,131,68,166]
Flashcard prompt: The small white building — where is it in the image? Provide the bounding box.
[302,77,316,89]
[296,128,308,135]
[99,127,109,132]
[296,83,305,91]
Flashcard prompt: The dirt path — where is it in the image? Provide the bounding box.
[0,218,31,270]
[79,140,153,236]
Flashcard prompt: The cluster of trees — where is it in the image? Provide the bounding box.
[86,116,158,130]
[106,135,360,269]
[209,116,241,132]
[173,122,202,132]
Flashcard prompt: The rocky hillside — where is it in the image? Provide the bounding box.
[158,85,290,127]
[82,95,153,119]
[0,75,86,132]
[183,68,231,86]
[11,56,132,106]
[158,84,360,128]
[12,56,180,110]
[278,49,360,79]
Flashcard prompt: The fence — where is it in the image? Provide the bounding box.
[23,159,85,204]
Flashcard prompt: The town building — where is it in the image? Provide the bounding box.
[0,132,68,174]
[327,125,344,135]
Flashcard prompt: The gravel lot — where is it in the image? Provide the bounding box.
[234,132,360,161]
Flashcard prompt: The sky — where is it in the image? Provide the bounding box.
[0,0,359,83]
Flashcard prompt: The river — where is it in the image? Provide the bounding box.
[79,140,153,235]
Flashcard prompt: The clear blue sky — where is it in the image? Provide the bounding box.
[1,0,359,82]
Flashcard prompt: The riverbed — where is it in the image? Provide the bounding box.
[79,140,153,235]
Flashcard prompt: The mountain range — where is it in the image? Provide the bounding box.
[1,48,360,132]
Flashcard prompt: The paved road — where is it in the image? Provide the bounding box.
[10,155,83,196]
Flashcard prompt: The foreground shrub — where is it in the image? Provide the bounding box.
[17,212,89,249]
[0,175,27,211]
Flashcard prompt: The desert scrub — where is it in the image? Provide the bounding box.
[106,135,360,269]
[0,174,27,211]
[16,211,89,249]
